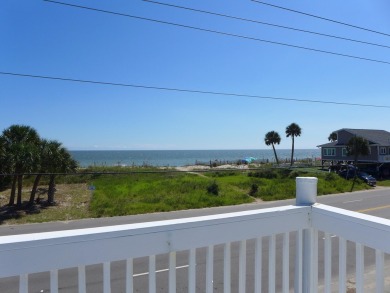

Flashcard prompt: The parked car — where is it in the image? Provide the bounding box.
[338,170,376,186]
[358,172,376,186]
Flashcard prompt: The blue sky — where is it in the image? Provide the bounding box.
[2,0,390,150]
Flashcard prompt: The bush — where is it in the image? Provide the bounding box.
[325,172,337,181]
[209,171,239,177]
[248,170,277,179]
[288,171,301,179]
[207,181,219,196]
[249,183,258,196]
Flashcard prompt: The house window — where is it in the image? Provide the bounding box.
[342,148,348,156]
[380,147,387,155]
[323,148,336,156]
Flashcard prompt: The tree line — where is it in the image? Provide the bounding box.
[264,122,302,166]
[0,124,78,208]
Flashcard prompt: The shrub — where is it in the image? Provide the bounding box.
[249,183,258,196]
[207,181,219,196]
[288,171,301,178]
[325,172,337,181]
[248,170,277,179]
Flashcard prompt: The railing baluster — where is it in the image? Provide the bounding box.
[19,274,28,293]
[375,249,384,293]
[283,232,289,293]
[206,245,213,293]
[313,229,319,291]
[356,243,364,293]
[78,265,86,293]
[149,255,156,293]
[269,234,276,293]
[189,249,196,293]
[254,237,262,293]
[169,252,176,293]
[50,269,58,293]
[126,258,133,293]
[103,262,111,293]
[239,240,246,293]
[224,243,231,293]
[339,237,346,293]
[295,230,302,293]
[324,233,331,293]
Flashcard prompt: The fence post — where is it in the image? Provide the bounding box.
[295,177,318,293]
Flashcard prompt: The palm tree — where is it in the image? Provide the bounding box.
[45,143,78,204]
[29,139,50,205]
[0,136,10,190]
[285,123,302,166]
[1,125,40,207]
[347,136,369,191]
[328,132,337,142]
[264,131,281,165]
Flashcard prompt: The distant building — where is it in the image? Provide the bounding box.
[317,128,390,177]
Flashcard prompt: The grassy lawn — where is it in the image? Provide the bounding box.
[0,167,375,224]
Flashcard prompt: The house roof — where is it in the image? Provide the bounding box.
[317,141,338,148]
[317,128,390,147]
[339,129,390,145]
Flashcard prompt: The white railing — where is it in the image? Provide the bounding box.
[0,177,389,292]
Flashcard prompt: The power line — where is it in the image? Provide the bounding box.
[143,0,390,50]
[42,0,390,66]
[251,0,390,38]
[2,71,390,109]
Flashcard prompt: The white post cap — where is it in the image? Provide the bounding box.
[296,177,318,206]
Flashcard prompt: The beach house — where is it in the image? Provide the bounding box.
[317,128,390,175]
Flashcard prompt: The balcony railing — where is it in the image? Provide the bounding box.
[0,177,389,292]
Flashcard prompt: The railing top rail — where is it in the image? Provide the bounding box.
[312,203,390,253]
[0,205,307,246]
[0,205,309,277]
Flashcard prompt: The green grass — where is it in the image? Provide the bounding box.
[0,166,377,224]
[88,168,373,217]
[89,172,253,217]
[376,180,390,187]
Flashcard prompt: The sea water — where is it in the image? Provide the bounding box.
[70,149,320,167]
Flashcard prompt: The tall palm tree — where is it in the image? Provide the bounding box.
[328,132,337,142]
[1,125,40,207]
[264,131,281,165]
[285,123,302,166]
[347,136,369,191]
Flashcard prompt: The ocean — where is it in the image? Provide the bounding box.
[70,149,320,167]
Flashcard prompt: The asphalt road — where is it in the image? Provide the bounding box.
[1,187,390,292]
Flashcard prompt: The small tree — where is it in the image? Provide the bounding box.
[328,132,337,142]
[264,131,281,165]
[346,136,369,191]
